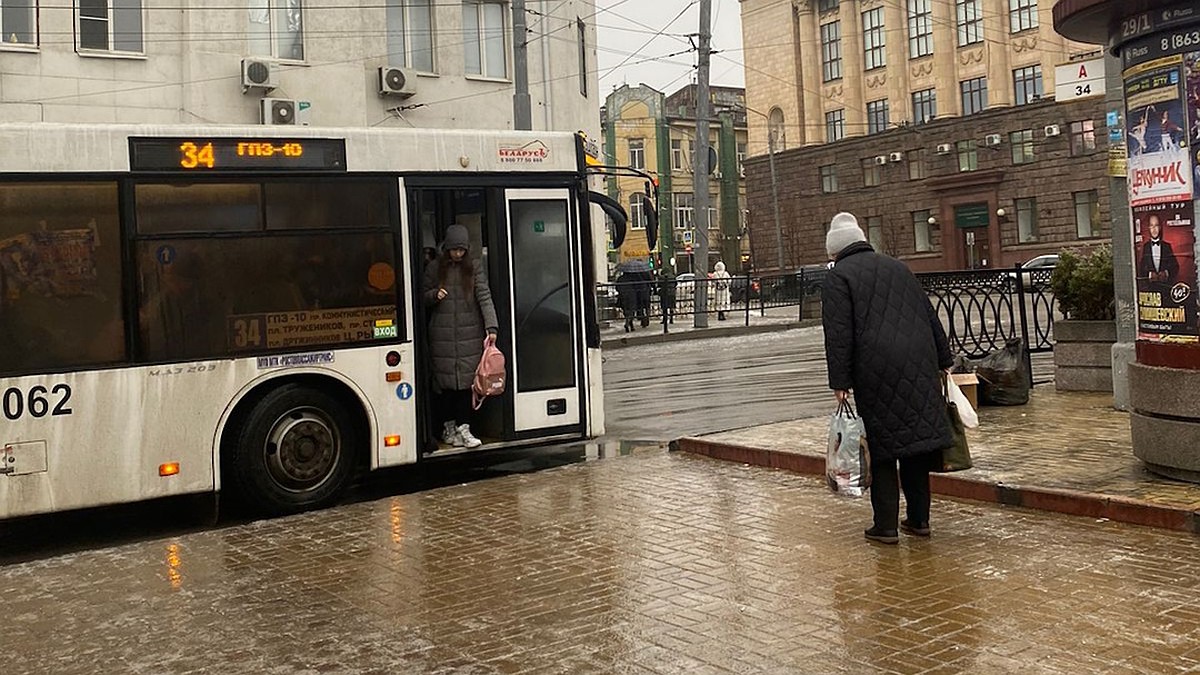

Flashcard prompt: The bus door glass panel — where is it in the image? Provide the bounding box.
[505,189,580,432]
[0,182,125,375]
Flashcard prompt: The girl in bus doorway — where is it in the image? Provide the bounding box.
[424,224,499,449]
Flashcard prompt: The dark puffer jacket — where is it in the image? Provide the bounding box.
[424,258,499,392]
[821,242,954,460]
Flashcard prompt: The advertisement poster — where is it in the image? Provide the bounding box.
[1125,56,1193,205]
[1133,200,1198,342]
[1188,51,1200,197]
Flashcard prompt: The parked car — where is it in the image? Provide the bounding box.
[1006,254,1059,290]
[762,263,830,302]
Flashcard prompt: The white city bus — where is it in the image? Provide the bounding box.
[0,123,612,518]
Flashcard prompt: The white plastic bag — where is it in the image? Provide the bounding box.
[826,401,871,497]
[946,376,979,428]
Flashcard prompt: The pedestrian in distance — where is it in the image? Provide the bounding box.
[423,224,498,450]
[658,264,677,325]
[712,261,732,321]
[820,212,955,545]
[616,268,640,333]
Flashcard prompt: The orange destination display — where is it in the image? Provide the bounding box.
[129,137,347,172]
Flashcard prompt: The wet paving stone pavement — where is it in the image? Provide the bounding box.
[5,450,1200,674]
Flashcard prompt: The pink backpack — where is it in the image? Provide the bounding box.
[472,339,506,410]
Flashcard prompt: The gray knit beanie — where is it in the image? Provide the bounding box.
[825,212,867,258]
[443,224,470,251]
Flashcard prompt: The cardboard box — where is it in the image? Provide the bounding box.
[951,373,979,411]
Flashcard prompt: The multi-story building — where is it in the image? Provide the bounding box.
[603,83,749,274]
[738,0,1113,272]
[0,1,599,134]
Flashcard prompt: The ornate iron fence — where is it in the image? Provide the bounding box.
[597,264,1059,359]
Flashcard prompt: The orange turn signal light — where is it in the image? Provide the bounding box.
[385,371,403,382]
[159,462,180,477]
[384,435,401,447]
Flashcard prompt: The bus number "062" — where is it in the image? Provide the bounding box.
[3,385,73,421]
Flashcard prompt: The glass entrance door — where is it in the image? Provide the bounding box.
[504,189,581,432]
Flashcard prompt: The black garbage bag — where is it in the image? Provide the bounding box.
[971,338,1030,406]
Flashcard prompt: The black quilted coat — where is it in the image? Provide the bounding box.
[822,242,954,460]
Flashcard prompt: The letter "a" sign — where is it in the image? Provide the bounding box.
[1078,64,1089,78]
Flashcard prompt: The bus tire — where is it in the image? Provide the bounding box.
[226,383,360,515]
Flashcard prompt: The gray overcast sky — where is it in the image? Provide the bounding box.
[592,0,745,97]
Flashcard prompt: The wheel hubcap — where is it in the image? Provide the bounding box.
[264,407,341,493]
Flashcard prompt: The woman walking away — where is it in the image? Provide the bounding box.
[712,261,732,321]
[424,224,498,449]
[821,212,954,544]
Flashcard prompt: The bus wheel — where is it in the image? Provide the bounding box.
[228,384,360,515]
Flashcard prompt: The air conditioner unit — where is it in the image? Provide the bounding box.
[873,155,888,166]
[378,65,417,98]
[241,58,276,92]
[261,98,309,126]
[888,151,904,163]
[1044,124,1061,137]
[935,143,952,155]
[985,133,1002,146]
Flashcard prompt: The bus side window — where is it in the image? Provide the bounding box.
[0,182,125,375]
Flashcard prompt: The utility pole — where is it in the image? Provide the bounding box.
[512,0,532,130]
[767,128,783,271]
[692,0,712,328]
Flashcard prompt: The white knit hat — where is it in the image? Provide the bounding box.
[825,212,867,258]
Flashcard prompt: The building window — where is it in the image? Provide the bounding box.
[386,0,434,72]
[907,0,932,59]
[908,150,926,180]
[956,0,982,47]
[463,0,507,79]
[1015,197,1038,242]
[912,88,936,125]
[79,0,144,53]
[247,0,303,60]
[577,19,587,97]
[862,158,881,187]
[820,164,838,194]
[867,99,889,135]
[866,216,884,250]
[1013,65,1043,105]
[818,0,838,11]
[862,8,886,71]
[1010,129,1035,164]
[1074,190,1099,238]
[1010,0,1038,33]
[628,138,645,170]
[957,140,977,172]
[736,142,747,176]
[1070,120,1096,156]
[671,139,685,171]
[630,193,646,230]
[820,21,842,82]
[960,77,988,116]
[825,109,845,143]
[912,210,932,252]
[1,0,37,46]
[673,193,694,232]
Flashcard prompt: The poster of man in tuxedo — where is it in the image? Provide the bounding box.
[1133,201,1198,342]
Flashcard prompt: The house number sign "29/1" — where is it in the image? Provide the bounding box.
[3,385,73,421]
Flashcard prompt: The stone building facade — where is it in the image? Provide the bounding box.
[743,94,1112,272]
[0,1,599,134]
[603,84,749,273]
[738,0,1099,155]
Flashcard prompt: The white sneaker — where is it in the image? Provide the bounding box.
[441,421,463,447]
[457,424,482,449]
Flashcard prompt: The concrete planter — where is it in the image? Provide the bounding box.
[1054,320,1117,392]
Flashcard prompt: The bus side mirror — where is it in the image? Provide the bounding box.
[588,191,628,248]
[644,200,658,251]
